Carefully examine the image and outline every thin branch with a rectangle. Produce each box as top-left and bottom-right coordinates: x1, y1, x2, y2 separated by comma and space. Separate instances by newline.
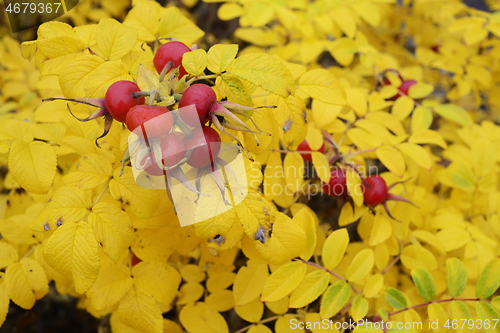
388, 298, 488, 319
382, 241, 404, 275
234, 315, 281, 333
293, 258, 361, 294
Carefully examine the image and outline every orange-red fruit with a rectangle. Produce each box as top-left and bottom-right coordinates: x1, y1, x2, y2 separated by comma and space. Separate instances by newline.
126, 105, 173, 139
361, 176, 388, 206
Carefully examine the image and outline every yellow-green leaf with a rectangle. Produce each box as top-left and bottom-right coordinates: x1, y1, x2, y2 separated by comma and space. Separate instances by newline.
261, 261, 307, 302
476, 258, 500, 299
182, 49, 207, 76
411, 267, 435, 301
320, 280, 351, 319
351, 295, 369, 321
8, 140, 57, 194
446, 258, 467, 298
207, 44, 239, 74
289, 270, 329, 308
43, 222, 99, 294
385, 288, 407, 310
96, 18, 138, 61
322, 228, 349, 271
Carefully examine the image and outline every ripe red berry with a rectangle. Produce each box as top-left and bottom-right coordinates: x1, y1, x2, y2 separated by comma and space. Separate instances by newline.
186, 126, 221, 169
398, 80, 417, 96
105, 81, 145, 123
361, 175, 388, 206
126, 105, 173, 139
178, 84, 217, 126
297, 140, 325, 162
153, 41, 191, 78
142, 133, 185, 176
322, 168, 347, 197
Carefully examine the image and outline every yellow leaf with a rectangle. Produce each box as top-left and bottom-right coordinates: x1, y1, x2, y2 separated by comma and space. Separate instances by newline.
261, 261, 307, 302
298, 69, 347, 105
132, 261, 181, 308
205, 289, 234, 312
436, 228, 470, 252
86, 254, 133, 311
236, 190, 275, 238
428, 303, 447, 332
368, 214, 392, 246
0, 119, 33, 144
363, 274, 384, 298
409, 130, 447, 149
332, 7, 356, 38
0, 243, 18, 269
218, 3, 244, 20
158, 7, 205, 45
59, 55, 105, 98
30, 187, 92, 232
182, 49, 207, 76
62, 154, 113, 189
284, 152, 305, 193
401, 244, 437, 271
234, 261, 269, 306
119, 287, 163, 333
408, 82, 434, 99
411, 106, 433, 133
346, 168, 364, 206
96, 18, 138, 61
351, 295, 369, 321
293, 207, 317, 261
207, 44, 239, 74
346, 88, 368, 117
109, 167, 160, 219
87, 203, 134, 262
235, 297, 264, 323
447, 162, 476, 191
346, 249, 374, 282
8, 140, 57, 194
194, 207, 236, 240
312, 152, 331, 184
289, 270, 329, 308
248, 324, 273, 333
311, 99, 342, 128
5, 258, 48, 309
179, 302, 229, 333
206, 271, 236, 293
322, 228, 349, 271
180, 264, 206, 283
339, 203, 368, 227
391, 96, 414, 121
269, 95, 308, 149
44, 222, 99, 293
177, 282, 204, 305
229, 53, 295, 97
35, 36, 86, 75
85, 60, 132, 98
376, 146, 406, 177
328, 38, 357, 67
254, 213, 306, 265
0, 273, 7, 327
471, 137, 496, 176
396, 143, 432, 170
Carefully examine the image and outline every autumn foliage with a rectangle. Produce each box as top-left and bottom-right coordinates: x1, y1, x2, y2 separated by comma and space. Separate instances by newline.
1, 0, 500, 332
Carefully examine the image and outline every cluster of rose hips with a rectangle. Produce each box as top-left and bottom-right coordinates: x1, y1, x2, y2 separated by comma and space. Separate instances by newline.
44, 41, 270, 198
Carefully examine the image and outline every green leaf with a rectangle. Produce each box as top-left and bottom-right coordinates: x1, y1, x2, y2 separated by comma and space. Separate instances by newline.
411, 268, 435, 301
476, 258, 500, 299
433, 104, 473, 127
229, 53, 295, 97
384, 288, 407, 310
446, 258, 467, 298
378, 308, 388, 321
320, 280, 351, 319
